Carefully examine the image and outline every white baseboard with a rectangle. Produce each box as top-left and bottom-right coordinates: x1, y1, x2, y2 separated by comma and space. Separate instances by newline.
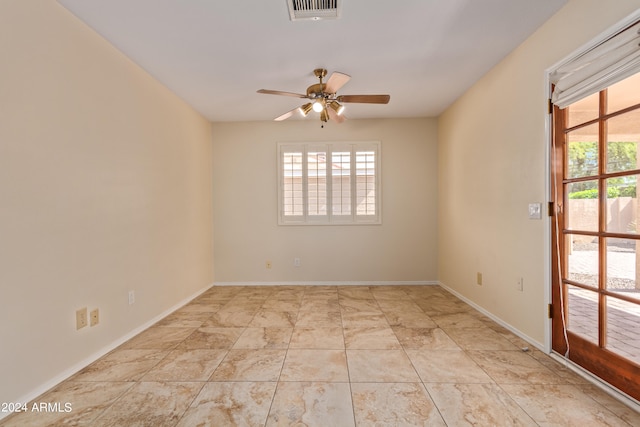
213, 280, 439, 287
437, 281, 545, 351
1, 283, 213, 421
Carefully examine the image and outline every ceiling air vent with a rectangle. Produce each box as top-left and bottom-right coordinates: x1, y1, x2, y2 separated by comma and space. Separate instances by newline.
287, 0, 341, 21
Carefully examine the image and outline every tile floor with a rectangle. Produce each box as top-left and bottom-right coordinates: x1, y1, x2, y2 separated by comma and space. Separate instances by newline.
2, 285, 640, 426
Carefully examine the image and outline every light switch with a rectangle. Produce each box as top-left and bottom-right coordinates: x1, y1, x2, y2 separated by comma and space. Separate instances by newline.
528, 203, 542, 220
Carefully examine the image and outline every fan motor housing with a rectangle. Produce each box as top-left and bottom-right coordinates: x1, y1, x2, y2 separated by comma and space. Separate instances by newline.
306, 83, 327, 98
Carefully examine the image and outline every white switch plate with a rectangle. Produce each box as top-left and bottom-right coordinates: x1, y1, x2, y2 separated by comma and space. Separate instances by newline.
528, 203, 542, 220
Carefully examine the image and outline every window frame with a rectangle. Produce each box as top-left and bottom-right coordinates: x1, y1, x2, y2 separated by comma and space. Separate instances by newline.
277, 141, 382, 225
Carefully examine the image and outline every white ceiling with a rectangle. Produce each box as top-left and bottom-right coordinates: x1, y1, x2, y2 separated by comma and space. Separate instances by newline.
57, 0, 567, 122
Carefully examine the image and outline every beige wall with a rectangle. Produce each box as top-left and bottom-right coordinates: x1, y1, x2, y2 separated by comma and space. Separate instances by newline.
212, 118, 438, 283
0, 1, 213, 404
437, 0, 640, 346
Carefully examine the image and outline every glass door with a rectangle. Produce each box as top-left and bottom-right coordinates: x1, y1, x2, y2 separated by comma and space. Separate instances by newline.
551, 72, 640, 400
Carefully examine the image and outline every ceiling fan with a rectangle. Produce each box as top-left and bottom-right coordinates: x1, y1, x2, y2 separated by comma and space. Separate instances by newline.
257, 68, 390, 126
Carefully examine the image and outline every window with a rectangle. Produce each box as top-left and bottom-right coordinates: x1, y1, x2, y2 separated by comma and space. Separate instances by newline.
278, 141, 381, 225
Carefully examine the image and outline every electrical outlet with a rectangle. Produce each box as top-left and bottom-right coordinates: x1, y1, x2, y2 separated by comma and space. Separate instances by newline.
294, 257, 301, 267
76, 307, 88, 330
90, 308, 99, 326
266, 261, 272, 269
477, 272, 483, 286
128, 290, 135, 305
517, 277, 524, 292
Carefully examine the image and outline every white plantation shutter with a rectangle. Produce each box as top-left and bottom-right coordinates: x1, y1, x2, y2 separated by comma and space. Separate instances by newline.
551, 21, 640, 108
278, 142, 381, 225
281, 151, 303, 218
332, 150, 352, 217
356, 150, 377, 216
307, 150, 327, 216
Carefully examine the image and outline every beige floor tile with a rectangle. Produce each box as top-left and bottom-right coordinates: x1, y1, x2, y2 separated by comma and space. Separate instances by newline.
577, 383, 640, 425
71, 349, 169, 382
302, 291, 338, 299
344, 326, 401, 349
232, 327, 293, 349
120, 326, 196, 350
340, 311, 389, 328
374, 289, 404, 297
416, 297, 471, 316
280, 349, 349, 382
383, 310, 438, 328
501, 383, 631, 426
376, 300, 425, 314
261, 299, 301, 311
177, 302, 224, 313
339, 298, 381, 313
431, 312, 488, 328
0, 381, 133, 427
178, 327, 244, 350
190, 294, 231, 303
426, 383, 537, 426
248, 310, 297, 327
210, 349, 286, 381
338, 287, 374, 299
299, 299, 340, 311
289, 326, 345, 349
92, 381, 203, 427
154, 311, 212, 328
4, 285, 636, 427
346, 349, 420, 382
295, 309, 343, 327
224, 300, 264, 310
204, 308, 258, 326
351, 382, 445, 426
393, 326, 461, 350
528, 349, 590, 385
406, 349, 493, 383
272, 287, 305, 297
444, 326, 521, 350
177, 382, 277, 426
142, 349, 227, 381
266, 382, 354, 426
468, 350, 564, 384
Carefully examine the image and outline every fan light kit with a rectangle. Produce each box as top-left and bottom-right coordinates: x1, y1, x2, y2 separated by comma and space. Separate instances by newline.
257, 68, 390, 127
312, 100, 325, 113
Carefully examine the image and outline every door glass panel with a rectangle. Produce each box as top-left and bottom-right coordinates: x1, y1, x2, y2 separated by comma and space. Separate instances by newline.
606, 238, 637, 295
607, 71, 640, 114
567, 284, 599, 344
566, 233, 598, 287
605, 176, 638, 234
568, 92, 599, 128
606, 295, 640, 365
606, 109, 640, 174
566, 181, 599, 232
567, 123, 599, 179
